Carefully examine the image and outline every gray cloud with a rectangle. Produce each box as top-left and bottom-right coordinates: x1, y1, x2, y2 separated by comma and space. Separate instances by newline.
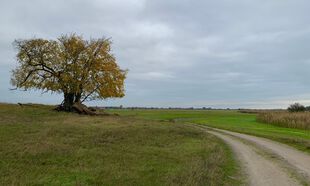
1, 0, 310, 108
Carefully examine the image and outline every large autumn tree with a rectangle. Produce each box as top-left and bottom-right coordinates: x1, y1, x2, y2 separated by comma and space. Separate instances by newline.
11, 34, 126, 113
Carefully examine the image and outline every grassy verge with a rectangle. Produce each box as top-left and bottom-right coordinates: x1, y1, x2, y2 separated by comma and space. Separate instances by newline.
107, 109, 310, 153
0, 104, 241, 185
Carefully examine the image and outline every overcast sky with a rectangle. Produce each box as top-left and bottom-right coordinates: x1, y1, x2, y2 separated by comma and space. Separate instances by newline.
1, 0, 310, 108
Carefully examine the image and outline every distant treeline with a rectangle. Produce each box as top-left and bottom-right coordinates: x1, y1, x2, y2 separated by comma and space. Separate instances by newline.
92, 106, 289, 111
92, 106, 233, 110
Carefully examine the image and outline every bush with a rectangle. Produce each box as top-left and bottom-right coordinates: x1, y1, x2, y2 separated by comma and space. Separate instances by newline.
287, 103, 306, 112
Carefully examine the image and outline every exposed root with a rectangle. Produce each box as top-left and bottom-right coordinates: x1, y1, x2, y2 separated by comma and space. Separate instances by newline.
55, 102, 112, 116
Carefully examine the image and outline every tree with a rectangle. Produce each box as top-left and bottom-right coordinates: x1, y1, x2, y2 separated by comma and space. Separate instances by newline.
287, 103, 306, 112
11, 34, 126, 113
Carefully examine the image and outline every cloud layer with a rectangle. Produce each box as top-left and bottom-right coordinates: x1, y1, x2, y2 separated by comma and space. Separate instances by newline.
1, 0, 310, 108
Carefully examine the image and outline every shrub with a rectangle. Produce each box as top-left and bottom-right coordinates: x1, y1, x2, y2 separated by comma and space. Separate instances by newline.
287, 103, 306, 112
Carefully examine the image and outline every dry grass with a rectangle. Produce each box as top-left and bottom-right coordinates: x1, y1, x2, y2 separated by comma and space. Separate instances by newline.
257, 112, 310, 130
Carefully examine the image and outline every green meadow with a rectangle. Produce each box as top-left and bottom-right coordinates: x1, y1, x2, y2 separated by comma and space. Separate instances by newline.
107, 109, 310, 153
1, 103, 309, 185
0, 104, 241, 185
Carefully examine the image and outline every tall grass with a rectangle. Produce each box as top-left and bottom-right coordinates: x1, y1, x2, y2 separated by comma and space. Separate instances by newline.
257, 112, 310, 130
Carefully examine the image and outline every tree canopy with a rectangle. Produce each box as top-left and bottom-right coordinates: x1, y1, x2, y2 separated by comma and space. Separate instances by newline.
11, 34, 126, 112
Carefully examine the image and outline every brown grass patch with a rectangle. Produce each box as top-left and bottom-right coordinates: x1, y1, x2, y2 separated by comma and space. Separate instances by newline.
257, 112, 310, 130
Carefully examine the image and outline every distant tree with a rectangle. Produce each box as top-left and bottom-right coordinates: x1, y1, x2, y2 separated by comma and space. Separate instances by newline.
287, 103, 306, 112
11, 34, 126, 113
305, 106, 310, 111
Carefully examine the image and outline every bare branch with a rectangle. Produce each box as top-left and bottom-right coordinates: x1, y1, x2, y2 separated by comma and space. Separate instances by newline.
81, 85, 100, 103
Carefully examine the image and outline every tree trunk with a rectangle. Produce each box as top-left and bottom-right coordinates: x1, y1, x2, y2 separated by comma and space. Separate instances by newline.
74, 93, 82, 103
63, 93, 75, 111
58, 92, 98, 115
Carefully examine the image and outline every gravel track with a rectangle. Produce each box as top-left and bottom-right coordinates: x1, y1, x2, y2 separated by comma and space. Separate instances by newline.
196, 125, 310, 186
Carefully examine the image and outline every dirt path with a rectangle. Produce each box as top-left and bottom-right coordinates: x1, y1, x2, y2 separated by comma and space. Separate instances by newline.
211, 127, 310, 182
196, 125, 310, 186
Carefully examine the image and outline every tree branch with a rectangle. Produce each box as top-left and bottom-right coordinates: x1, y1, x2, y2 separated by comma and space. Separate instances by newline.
18, 69, 37, 87
81, 85, 100, 103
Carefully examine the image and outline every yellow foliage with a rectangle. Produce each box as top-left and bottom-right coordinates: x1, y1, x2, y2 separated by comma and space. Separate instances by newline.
11, 34, 127, 102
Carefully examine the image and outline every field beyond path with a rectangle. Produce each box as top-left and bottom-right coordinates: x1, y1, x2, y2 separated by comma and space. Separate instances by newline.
109, 109, 310, 153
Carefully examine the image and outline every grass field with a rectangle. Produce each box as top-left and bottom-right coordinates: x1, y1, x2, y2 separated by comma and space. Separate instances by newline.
0, 104, 241, 185
107, 109, 310, 153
